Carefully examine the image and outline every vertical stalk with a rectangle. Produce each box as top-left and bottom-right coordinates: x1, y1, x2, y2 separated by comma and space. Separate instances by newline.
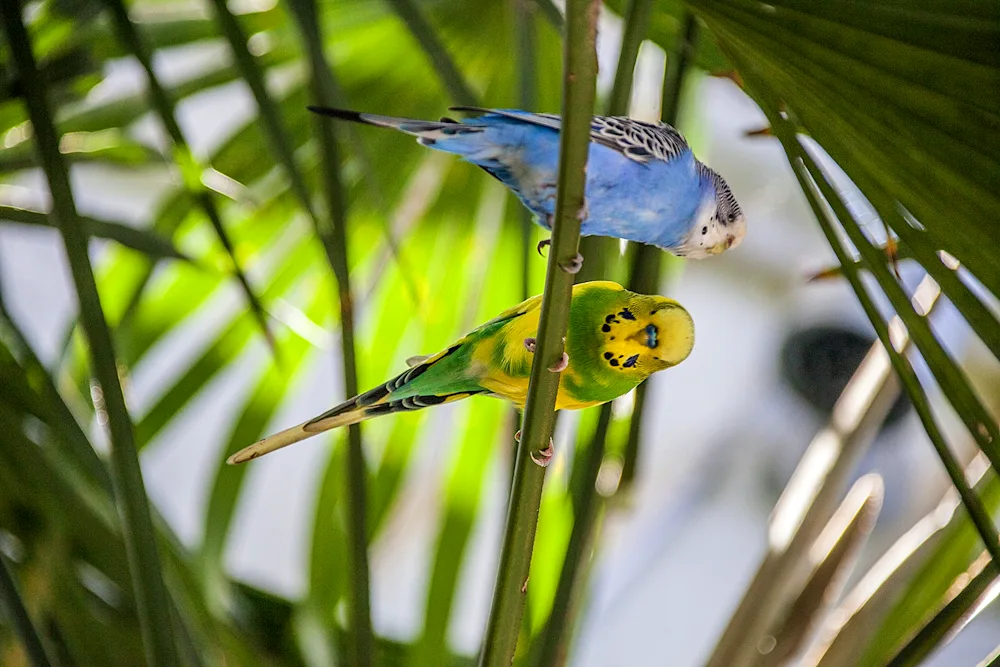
285, 0, 372, 663
385, 0, 479, 107
477, 2, 600, 665
0, 553, 55, 667
0, 2, 179, 665
102, 0, 274, 353
886, 558, 999, 667
515, 0, 538, 301
620, 13, 697, 492
533, 405, 612, 667
534, 9, 686, 666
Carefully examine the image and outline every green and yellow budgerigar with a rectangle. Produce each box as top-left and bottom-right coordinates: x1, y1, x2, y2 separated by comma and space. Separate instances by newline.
227, 281, 694, 465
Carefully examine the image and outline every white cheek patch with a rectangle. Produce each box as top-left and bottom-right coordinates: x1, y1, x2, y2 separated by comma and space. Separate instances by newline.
676, 201, 721, 258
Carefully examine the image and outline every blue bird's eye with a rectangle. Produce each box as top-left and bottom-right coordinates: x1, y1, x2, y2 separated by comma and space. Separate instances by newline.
645, 323, 658, 349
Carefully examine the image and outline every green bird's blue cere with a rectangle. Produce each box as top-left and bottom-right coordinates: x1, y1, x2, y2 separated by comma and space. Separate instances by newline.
645, 323, 659, 349
308, 106, 747, 259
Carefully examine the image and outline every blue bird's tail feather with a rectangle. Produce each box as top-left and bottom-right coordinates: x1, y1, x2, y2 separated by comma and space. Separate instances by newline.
307, 105, 490, 158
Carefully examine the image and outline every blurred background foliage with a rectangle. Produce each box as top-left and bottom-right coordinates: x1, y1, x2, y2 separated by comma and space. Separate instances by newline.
1, 0, 999, 666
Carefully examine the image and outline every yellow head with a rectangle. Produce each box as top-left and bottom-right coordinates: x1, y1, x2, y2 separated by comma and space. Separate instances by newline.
597, 294, 695, 378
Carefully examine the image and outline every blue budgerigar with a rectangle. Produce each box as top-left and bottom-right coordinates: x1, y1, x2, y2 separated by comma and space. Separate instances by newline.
308, 106, 746, 260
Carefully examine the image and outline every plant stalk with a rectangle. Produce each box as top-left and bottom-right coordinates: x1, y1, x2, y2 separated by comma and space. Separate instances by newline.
887, 556, 999, 667
533, 5, 667, 665
286, 0, 373, 663
203, 0, 317, 220
385, 0, 479, 107
515, 0, 538, 301
0, 2, 180, 665
620, 12, 696, 491
102, 0, 275, 354
477, 2, 600, 665
0, 553, 55, 667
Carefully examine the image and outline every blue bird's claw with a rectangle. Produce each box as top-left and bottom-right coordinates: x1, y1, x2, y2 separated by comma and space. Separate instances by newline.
531, 438, 555, 467
559, 252, 584, 274
536, 238, 551, 256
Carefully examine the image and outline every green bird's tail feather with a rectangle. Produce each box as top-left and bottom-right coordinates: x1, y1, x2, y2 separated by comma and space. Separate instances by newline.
227, 348, 484, 464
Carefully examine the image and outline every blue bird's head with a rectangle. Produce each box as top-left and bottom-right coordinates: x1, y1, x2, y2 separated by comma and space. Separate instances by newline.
682, 163, 747, 259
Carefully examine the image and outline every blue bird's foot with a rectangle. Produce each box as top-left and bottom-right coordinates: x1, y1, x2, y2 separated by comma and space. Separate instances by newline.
559, 252, 584, 274
531, 438, 555, 467
547, 351, 569, 372
537, 238, 551, 256
523, 337, 536, 353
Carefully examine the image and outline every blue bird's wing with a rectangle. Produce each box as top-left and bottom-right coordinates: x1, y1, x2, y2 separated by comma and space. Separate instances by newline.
450, 107, 690, 164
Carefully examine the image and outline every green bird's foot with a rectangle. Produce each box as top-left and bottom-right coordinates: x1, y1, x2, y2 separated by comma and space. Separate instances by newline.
531, 438, 555, 467
514, 430, 521, 442
524, 337, 536, 352
559, 253, 584, 274
547, 352, 569, 372
537, 238, 551, 256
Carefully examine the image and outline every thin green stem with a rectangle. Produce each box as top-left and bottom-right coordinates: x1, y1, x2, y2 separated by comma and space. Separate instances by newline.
0, 2, 180, 665
886, 557, 999, 667
534, 405, 611, 667
286, 0, 372, 663
606, 0, 653, 117
203, 0, 317, 220
621, 13, 697, 492
515, 0, 537, 301
0, 205, 192, 263
533, 5, 664, 664
0, 305, 110, 491
477, 2, 600, 665
0, 553, 55, 667
385, 0, 479, 107
101, 0, 275, 353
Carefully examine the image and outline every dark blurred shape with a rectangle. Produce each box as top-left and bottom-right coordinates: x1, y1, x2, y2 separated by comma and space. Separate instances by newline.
781, 326, 910, 426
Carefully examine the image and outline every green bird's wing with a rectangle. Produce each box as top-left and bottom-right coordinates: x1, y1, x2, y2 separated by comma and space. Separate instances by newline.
228, 292, 545, 463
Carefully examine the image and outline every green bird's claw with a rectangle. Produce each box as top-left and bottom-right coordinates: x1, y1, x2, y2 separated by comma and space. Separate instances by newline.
514, 430, 521, 442
524, 337, 536, 352
547, 352, 569, 372
530, 438, 555, 467
559, 252, 584, 274
537, 238, 551, 256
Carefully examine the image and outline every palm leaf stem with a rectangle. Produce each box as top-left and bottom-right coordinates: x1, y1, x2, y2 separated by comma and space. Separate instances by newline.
286, 0, 372, 662
0, 552, 55, 667
477, 2, 599, 665
102, 0, 275, 354
0, 2, 179, 664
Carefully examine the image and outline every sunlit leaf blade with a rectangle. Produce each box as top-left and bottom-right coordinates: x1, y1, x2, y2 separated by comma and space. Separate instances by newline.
199, 280, 331, 598
133, 239, 318, 449
414, 402, 502, 666
886, 554, 1000, 667
808, 458, 1000, 667
758, 474, 883, 667
290, 1, 373, 661
102, 0, 276, 355
204, 0, 317, 222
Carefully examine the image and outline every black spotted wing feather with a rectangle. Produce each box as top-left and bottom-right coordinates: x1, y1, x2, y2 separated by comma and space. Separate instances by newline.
450, 106, 689, 164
